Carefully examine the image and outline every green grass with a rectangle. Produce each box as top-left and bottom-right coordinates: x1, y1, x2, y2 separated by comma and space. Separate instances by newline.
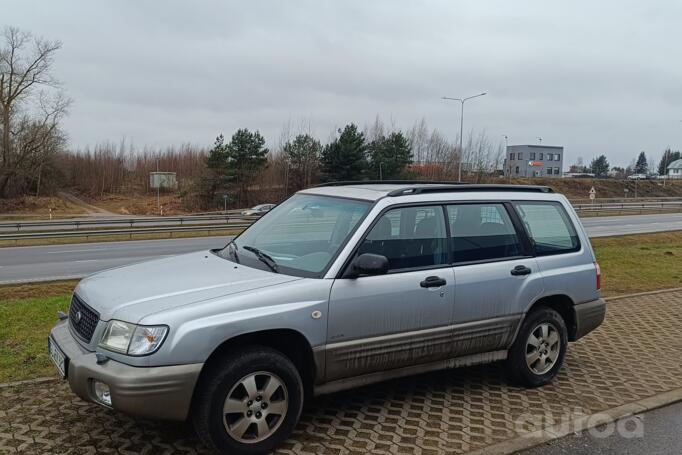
591, 231, 682, 297
1, 231, 681, 383
0, 295, 70, 383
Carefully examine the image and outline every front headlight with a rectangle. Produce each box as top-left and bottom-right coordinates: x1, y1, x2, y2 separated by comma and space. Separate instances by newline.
99, 320, 168, 356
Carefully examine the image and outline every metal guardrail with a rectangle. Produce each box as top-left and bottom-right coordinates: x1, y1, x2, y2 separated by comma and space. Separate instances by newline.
573, 202, 682, 211
0, 224, 251, 241
0, 213, 259, 232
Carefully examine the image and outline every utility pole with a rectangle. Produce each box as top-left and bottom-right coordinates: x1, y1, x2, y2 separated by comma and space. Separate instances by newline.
442, 92, 487, 182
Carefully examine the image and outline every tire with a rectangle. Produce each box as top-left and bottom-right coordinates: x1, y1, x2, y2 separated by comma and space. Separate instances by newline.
192, 346, 304, 455
505, 307, 568, 387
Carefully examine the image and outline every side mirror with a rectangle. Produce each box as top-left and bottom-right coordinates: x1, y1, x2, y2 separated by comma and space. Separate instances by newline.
350, 253, 389, 277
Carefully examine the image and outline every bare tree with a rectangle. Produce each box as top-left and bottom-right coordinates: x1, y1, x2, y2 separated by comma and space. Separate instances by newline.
0, 26, 67, 197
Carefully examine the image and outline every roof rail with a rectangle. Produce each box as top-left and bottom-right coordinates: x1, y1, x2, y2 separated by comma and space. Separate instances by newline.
314, 180, 463, 187
314, 180, 553, 196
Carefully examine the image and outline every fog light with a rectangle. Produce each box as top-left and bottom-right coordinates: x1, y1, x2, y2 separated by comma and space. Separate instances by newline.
93, 380, 112, 406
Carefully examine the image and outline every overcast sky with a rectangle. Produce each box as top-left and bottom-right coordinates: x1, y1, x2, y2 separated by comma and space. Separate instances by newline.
4, 0, 682, 168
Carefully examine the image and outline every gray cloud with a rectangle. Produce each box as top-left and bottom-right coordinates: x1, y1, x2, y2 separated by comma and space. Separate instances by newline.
4, 0, 682, 167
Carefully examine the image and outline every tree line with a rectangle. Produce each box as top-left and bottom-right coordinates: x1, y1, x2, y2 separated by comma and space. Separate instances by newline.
569, 149, 681, 179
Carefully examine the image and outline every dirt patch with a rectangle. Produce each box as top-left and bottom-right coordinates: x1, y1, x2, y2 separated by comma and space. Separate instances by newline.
0, 196, 86, 217
0, 280, 78, 301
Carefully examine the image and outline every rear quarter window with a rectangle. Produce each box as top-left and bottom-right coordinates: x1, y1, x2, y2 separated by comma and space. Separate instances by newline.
513, 202, 580, 255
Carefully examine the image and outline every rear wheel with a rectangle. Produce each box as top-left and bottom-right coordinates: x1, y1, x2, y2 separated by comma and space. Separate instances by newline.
193, 347, 304, 454
505, 307, 568, 387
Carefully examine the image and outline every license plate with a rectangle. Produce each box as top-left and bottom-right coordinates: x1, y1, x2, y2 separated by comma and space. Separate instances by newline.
48, 337, 68, 379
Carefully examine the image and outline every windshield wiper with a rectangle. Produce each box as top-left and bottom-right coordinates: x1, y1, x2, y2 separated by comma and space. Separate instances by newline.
243, 245, 279, 273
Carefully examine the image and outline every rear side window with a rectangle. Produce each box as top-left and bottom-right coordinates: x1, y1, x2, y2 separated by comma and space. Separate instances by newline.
358, 205, 448, 271
514, 202, 580, 255
447, 204, 523, 263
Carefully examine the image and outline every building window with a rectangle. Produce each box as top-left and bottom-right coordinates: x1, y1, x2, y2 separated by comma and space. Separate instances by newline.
518, 152, 523, 160
515, 166, 519, 174
555, 154, 561, 161
530, 152, 536, 160
554, 167, 560, 175
539, 153, 544, 160
547, 168, 552, 175
509, 153, 515, 161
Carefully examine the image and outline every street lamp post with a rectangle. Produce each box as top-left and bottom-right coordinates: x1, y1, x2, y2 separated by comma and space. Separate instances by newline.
442, 92, 487, 182
502, 135, 510, 182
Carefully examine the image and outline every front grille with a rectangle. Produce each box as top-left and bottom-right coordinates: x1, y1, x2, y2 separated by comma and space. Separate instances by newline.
69, 294, 100, 343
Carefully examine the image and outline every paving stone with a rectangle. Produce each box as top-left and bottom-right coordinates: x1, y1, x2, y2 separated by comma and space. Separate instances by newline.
2, 291, 681, 454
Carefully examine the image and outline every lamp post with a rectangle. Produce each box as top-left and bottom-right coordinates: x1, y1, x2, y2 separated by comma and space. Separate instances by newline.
502, 135, 510, 182
442, 92, 487, 182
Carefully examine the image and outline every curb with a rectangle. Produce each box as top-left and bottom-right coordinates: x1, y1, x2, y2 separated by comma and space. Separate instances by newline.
467, 387, 682, 455
604, 287, 682, 302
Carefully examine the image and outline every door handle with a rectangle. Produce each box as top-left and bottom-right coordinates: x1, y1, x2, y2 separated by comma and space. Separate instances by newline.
511, 265, 532, 276
420, 276, 447, 288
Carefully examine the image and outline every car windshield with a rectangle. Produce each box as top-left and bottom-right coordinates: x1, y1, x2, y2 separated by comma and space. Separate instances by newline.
218, 194, 370, 277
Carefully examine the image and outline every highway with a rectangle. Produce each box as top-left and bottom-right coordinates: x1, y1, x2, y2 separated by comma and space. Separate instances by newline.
1, 213, 681, 285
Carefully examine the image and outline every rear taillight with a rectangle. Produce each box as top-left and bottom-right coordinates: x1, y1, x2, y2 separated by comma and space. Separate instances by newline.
594, 261, 601, 290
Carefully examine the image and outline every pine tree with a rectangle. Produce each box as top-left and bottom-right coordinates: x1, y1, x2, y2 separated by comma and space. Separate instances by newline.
590, 155, 610, 178
634, 151, 648, 174
206, 130, 268, 207
368, 131, 413, 180
284, 134, 321, 190
320, 124, 368, 181
658, 148, 682, 175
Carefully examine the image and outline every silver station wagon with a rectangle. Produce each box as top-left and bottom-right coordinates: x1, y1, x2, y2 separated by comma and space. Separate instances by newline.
49, 182, 605, 454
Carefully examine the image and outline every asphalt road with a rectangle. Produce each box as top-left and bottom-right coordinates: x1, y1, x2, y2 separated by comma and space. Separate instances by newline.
519, 401, 682, 455
1, 213, 681, 285
0, 236, 230, 284
581, 212, 682, 237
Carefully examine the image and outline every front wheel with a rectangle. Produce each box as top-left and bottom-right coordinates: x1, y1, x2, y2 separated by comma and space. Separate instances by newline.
192, 347, 304, 455
505, 307, 568, 387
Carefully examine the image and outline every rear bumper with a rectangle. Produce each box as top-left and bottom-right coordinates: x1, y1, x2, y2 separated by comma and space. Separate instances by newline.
573, 298, 606, 340
50, 321, 202, 421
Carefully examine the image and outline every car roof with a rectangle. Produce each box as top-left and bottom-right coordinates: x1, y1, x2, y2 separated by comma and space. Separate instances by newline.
299, 181, 554, 202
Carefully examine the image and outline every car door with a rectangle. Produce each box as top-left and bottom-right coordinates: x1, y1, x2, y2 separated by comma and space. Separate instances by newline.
446, 203, 544, 357
325, 205, 455, 382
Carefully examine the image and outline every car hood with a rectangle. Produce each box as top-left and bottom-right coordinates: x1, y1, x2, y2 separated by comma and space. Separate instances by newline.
74, 250, 301, 322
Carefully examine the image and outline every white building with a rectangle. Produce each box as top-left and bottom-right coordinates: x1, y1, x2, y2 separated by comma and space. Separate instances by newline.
667, 159, 682, 179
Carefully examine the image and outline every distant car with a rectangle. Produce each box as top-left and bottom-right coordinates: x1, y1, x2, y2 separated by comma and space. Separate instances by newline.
627, 174, 647, 180
241, 204, 275, 217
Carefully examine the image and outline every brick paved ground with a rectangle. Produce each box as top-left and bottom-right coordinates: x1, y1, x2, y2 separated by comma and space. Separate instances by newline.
2, 290, 682, 454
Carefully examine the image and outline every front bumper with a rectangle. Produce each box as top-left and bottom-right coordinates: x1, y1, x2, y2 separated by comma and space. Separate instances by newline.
573, 298, 606, 340
50, 320, 202, 421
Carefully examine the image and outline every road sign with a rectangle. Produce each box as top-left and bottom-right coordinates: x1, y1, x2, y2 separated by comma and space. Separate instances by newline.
589, 193, 596, 200
589, 187, 596, 195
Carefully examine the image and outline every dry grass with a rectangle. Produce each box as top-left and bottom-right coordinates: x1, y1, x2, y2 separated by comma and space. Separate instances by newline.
0, 196, 87, 218
0, 280, 78, 302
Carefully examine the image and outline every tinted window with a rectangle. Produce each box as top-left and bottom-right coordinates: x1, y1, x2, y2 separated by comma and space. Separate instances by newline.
447, 204, 523, 263
514, 202, 579, 255
358, 206, 448, 271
